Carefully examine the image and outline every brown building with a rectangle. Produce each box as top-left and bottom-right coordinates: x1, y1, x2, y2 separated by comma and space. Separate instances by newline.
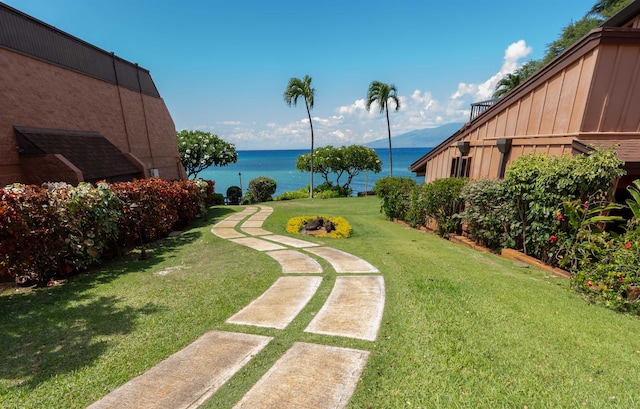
0, 3, 186, 187
410, 0, 640, 193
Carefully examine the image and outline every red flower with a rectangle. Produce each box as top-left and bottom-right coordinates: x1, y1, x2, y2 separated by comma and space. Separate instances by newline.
549, 235, 557, 243
620, 276, 626, 282
626, 242, 632, 250
583, 201, 589, 210
587, 280, 593, 287
555, 214, 563, 221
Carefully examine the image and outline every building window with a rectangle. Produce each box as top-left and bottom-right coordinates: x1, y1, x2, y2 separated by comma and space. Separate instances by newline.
450, 156, 472, 178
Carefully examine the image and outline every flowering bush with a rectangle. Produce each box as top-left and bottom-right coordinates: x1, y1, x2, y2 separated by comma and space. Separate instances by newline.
177, 130, 237, 179
286, 215, 352, 238
504, 147, 624, 263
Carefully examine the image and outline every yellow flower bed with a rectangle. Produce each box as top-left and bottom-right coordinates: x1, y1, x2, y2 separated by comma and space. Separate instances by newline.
286, 215, 352, 238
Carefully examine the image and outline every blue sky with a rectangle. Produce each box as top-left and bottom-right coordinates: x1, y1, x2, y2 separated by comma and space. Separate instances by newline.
6, 0, 594, 149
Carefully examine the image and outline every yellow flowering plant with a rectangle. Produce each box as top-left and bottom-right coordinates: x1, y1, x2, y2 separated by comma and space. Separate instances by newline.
286, 215, 352, 238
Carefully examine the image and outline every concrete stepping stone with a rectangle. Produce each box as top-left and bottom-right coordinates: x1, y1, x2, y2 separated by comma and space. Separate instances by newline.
233, 342, 369, 409
246, 206, 273, 221
229, 237, 286, 252
240, 227, 272, 236
211, 227, 245, 239
226, 276, 322, 329
265, 250, 323, 274
304, 247, 379, 273
225, 207, 258, 221
87, 331, 272, 409
261, 234, 318, 248
241, 220, 266, 228
213, 220, 241, 229
305, 276, 385, 341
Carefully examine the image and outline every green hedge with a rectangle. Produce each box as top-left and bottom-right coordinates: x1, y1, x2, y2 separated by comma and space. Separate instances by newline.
0, 179, 213, 285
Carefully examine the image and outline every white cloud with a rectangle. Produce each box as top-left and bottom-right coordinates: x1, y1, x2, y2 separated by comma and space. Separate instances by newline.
451, 39, 532, 101
202, 40, 533, 150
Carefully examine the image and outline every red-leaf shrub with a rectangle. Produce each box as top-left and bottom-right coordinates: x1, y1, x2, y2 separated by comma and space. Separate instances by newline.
1, 179, 208, 285
0, 183, 123, 284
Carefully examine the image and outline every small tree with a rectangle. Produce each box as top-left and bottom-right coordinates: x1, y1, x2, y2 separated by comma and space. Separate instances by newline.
246, 177, 277, 203
296, 145, 382, 195
177, 130, 237, 179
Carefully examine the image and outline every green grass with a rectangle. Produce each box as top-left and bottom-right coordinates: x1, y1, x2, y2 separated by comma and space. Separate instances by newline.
2, 196, 640, 408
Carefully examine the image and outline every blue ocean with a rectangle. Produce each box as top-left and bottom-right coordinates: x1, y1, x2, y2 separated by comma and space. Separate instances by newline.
198, 148, 430, 197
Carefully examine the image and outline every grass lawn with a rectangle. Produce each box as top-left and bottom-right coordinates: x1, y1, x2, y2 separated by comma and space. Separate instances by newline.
2, 196, 640, 408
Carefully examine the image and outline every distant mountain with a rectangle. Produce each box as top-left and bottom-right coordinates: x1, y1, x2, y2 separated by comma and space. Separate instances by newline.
366, 122, 464, 149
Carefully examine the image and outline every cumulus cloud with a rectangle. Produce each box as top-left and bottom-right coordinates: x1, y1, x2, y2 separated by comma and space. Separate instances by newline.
451, 39, 532, 101
200, 40, 533, 149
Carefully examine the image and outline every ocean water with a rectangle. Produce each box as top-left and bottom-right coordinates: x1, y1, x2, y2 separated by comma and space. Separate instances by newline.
198, 147, 430, 197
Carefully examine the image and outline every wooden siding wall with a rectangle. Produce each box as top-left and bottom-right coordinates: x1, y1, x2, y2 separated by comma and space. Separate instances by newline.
424, 48, 599, 183
583, 43, 640, 133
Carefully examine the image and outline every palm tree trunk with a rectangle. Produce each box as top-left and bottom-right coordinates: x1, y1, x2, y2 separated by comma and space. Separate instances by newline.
386, 108, 393, 177
306, 103, 314, 198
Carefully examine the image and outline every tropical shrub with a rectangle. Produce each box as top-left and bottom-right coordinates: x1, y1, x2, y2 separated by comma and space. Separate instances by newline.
417, 177, 468, 237
458, 179, 515, 251
569, 180, 640, 313
0, 179, 207, 285
286, 215, 352, 238
246, 177, 277, 203
504, 147, 624, 263
0, 183, 122, 284
314, 181, 350, 198
374, 176, 417, 220
275, 188, 309, 201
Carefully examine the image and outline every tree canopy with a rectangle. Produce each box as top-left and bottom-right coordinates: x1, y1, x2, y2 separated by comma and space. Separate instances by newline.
296, 145, 382, 195
176, 130, 237, 179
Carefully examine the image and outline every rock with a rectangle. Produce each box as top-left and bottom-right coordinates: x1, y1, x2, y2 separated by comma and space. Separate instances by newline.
325, 220, 335, 233
304, 217, 324, 230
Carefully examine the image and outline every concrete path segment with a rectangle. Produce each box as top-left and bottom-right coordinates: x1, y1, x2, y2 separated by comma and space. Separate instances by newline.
229, 237, 286, 252
265, 250, 323, 274
226, 276, 323, 329
87, 331, 272, 409
261, 234, 319, 248
240, 227, 271, 236
304, 247, 379, 273
233, 342, 370, 409
210, 227, 245, 239
305, 276, 385, 341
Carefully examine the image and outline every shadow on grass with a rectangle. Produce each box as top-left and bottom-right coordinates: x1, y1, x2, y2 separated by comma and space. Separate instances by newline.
0, 205, 238, 391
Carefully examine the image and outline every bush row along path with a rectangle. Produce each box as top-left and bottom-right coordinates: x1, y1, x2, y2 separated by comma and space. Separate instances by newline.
88, 205, 385, 409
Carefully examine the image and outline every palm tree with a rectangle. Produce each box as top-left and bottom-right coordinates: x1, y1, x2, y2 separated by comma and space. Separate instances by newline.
492, 73, 522, 99
366, 81, 400, 176
284, 75, 316, 198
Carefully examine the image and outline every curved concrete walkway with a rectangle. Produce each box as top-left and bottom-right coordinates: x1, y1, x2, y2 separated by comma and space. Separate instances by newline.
89, 205, 385, 409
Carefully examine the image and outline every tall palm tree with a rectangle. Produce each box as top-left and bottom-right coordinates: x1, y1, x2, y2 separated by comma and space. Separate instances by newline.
366, 81, 400, 176
284, 75, 316, 198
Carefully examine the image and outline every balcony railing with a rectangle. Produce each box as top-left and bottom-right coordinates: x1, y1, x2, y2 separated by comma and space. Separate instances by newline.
470, 99, 497, 121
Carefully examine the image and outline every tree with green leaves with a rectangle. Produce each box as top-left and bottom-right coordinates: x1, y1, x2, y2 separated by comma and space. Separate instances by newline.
296, 145, 382, 195
176, 130, 237, 179
284, 75, 316, 198
366, 81, 400, 177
